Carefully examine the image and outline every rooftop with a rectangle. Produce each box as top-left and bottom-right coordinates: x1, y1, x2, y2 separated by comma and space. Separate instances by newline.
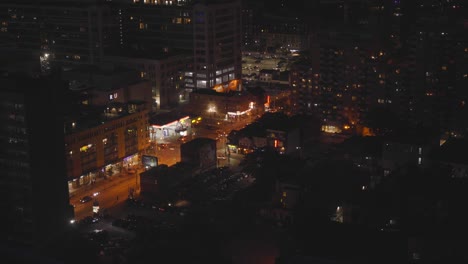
433, 137, 468, 165
150, 112, 189, 126
191, 89, 251, 97
106, 48, 191, 61
339, 136, 384, 157
64, 102, 147, 135
140, 162, 195, 189
233, 113, 301, 139
181, 137, 216, 149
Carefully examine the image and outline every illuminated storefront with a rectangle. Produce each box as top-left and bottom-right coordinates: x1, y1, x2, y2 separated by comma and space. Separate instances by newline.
150, 115, 191, 140
65, 106, 150, 191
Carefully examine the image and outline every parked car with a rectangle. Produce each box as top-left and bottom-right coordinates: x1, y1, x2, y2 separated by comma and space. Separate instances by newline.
80, 196, 92, 203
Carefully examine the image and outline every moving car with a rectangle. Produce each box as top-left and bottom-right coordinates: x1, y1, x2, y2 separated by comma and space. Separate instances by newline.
80, 195, 92, 203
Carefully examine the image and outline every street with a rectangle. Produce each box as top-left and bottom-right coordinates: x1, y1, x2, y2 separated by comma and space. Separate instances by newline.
71, 173, 139, 220
71, 117, 252, 221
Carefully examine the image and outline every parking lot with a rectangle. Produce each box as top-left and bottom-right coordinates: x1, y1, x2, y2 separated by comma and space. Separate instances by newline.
242, 52, 294, 79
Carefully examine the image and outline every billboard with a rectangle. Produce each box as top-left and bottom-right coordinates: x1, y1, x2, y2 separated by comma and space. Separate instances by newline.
199, 142, 216, 169
142, 155, 158, 168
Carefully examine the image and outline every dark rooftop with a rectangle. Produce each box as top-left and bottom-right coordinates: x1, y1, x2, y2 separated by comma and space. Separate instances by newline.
433, 138, 468, 165
150, 111, 190, 126
259, 69, 278, 75
181, 137, 215, 148
107, 48, 191, 61
191, 89, 250, 97
339, 136, 384, 157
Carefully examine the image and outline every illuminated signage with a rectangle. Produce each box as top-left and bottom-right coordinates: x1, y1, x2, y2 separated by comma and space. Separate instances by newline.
142, 155, 158, 168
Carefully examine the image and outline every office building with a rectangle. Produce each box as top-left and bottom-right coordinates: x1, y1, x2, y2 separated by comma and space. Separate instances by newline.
187, 0, 242, 91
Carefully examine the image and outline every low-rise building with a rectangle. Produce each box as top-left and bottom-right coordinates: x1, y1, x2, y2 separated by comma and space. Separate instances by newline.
382, 132, 439, 177
180, 138, 217, 172
149, 112, 191, 141
139, 163, 194, 202
227, 113, 303, 155
185, 89, 263, 122
62, 67, 152, 189
64, 103, 150, 189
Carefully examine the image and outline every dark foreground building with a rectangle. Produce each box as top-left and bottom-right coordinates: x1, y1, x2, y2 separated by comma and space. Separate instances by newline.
0, 73, 73, 249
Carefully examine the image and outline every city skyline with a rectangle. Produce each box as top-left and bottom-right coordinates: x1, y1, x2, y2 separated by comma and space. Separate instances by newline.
1, 0, 467, 263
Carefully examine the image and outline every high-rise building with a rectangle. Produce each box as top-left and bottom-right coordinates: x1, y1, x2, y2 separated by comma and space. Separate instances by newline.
187, 0, 242, 91
0, 1, 114, 67
110, 0, 242, 107
291, 28, 375, 134
113, 1, 193, 54
0, 73, 73, 248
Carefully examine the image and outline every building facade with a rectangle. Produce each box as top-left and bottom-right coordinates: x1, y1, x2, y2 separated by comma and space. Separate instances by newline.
180, 137, 217, 170
186, 89, 262, 121
105, 53, 191, 110
0, 73, 73, 248
64, 105, 150, 189
0, 1, 114, 67
187, 0, 242, 91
